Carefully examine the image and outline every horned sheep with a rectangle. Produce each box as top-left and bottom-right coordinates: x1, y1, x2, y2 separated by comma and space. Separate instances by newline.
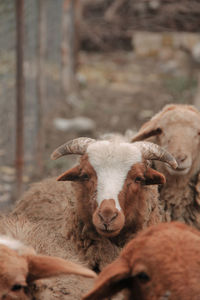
131, 104, 200, 228
13, 137, 177, 273
0, 215, 96, 300
83, 222, 200, 300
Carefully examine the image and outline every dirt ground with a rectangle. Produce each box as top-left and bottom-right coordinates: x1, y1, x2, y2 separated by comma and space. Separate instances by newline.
0, 49, 197, 210
44, 50, 196, 176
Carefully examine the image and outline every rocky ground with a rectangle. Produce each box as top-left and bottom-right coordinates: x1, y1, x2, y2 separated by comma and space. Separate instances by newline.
0, 47, 198, 212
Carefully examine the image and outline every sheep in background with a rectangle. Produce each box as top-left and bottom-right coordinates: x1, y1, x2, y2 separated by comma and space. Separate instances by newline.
0, 215, 96, 300
13, 137, 177, 272
83, 222, 200, 300
131, 104, 200, 228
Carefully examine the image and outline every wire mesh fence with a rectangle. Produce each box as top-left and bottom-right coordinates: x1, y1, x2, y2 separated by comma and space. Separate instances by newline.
0, 0, 200, 207
0, 0, 65, 205
0, 1, 16, 166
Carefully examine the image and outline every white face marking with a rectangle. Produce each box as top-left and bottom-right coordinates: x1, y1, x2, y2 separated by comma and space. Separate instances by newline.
87, 141, 142, 210
0, 236, 24, 251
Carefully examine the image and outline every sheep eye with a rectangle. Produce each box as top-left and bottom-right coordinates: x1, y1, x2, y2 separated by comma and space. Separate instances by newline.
80, 174, 90, 181
11, 284, 23, 291
135, 177, 143, 183
136, 272, 150, 283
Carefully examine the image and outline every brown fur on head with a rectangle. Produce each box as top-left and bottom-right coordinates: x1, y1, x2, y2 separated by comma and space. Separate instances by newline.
57, 154, 165, 238
132, 104, 200, 177
83, 222, 200, 300
0, 238, 96, 300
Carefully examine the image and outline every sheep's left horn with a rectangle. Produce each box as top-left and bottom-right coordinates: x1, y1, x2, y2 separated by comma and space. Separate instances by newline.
134, 141, 178, 169
51, 137, 96, 160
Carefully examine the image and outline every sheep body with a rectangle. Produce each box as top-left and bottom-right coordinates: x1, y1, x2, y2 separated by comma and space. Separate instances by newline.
83, 222, 200, 300
13, 138, 176, 271
0, 215, 96, 300
131, 104, 200, 228
14, 177, 161, 270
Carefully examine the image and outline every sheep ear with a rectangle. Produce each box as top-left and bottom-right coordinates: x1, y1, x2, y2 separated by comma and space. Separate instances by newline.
26, 254, 96, 282
131, 104, 180, 142
131, 124, 162, 142
144, 168, 166, 185
83, 258, 130, 300
56, 166, 81, 181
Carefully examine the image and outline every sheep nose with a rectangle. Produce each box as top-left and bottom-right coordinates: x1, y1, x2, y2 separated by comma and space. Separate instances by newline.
98, 211, 118, 225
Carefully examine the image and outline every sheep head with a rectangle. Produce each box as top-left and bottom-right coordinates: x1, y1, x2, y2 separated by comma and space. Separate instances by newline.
83, 222, 200, 300
51, 138, 177, 238
0, 236, 96, 300
131, 104, 200, 177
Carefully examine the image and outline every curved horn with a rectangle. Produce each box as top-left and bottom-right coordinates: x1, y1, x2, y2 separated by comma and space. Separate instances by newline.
51, 137, 96, 160
134, 141, 178, 169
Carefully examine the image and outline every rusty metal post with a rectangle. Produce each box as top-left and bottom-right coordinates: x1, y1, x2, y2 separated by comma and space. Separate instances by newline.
61, 0, 79, 98
15, 0, 25, 199
36, 0, 47, 176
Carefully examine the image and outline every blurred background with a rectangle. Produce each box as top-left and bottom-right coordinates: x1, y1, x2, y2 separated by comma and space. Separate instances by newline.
1, 0, 200, 209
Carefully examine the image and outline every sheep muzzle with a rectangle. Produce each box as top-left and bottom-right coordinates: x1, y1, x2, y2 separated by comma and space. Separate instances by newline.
92, 199, 125, 237
164, 151, 192, 175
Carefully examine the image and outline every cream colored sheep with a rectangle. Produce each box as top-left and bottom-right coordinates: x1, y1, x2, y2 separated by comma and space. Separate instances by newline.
131, 104, 200, 228
0, 215, 96, 300
13, 137, 177, 274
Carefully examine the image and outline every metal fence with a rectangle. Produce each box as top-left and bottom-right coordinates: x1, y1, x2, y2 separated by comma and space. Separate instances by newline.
0, 0, 65, 204
0, 0, 200, 205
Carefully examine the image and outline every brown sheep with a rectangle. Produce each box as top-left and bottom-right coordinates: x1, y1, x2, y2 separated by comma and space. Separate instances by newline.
13, 138, 177, 272
83, 222, 200, 300
0, 232, 96, 300
131, 104, 200, 228
0, 215, 96, 300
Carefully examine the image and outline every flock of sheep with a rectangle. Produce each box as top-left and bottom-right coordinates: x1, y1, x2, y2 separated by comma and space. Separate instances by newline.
1, 103, 200, 299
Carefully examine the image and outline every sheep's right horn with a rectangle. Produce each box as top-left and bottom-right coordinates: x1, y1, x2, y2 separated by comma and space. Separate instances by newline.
51, 137, 96, 160
134, 141, 178, 169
